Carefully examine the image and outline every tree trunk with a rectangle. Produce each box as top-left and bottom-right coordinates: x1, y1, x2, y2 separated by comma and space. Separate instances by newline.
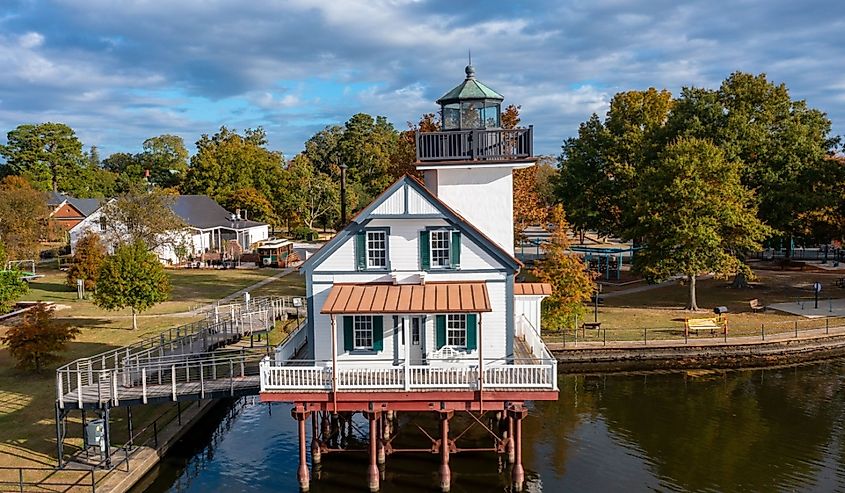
686, 274, 699, 311
132, 308, 137, 330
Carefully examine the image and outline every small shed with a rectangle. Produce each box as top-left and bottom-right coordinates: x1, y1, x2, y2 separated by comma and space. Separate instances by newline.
256, 239, 295, 267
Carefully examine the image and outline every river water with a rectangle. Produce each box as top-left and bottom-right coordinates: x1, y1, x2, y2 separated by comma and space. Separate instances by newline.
135, 360, 845, 492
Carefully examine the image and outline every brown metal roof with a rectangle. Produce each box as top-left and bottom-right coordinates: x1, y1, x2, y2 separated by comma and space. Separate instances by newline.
321, 282, 491, 314
514, 283, 552, 296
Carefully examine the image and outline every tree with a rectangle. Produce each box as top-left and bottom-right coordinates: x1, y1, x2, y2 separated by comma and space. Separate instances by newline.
285, 155, 340, 229
532, 205, 595, 330
0, 176, 51, 260
1, 303, 79, 371
664, 73, 840, 253
0, 269, 28, 314
514, 165, 549, 238
0, 122, 84, 192
183, 126, 285, 207
66, 231, 106, 292
103, 151, 147, 192
221, 187, 279, 227
95, 241, 170, 330
99, 187, 186, 252
628, 137, 771, 310
142, 134, 189, 188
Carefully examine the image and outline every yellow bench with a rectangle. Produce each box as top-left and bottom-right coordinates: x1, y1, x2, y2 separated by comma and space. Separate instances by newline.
685, 317, 728, 337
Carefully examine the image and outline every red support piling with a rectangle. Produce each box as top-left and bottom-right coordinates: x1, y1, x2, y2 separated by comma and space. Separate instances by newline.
367, 412, 380, 492
292, 409, 310, 492
506, 414, 515, 463
509, 406, 528, 492
439, 410, 454, 492
310, 411, 321, 464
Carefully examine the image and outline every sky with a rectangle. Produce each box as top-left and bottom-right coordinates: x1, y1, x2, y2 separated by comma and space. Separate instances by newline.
1, 0, 844, 159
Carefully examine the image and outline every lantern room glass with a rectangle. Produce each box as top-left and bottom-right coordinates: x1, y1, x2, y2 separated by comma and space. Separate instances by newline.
441, 101, 501, 130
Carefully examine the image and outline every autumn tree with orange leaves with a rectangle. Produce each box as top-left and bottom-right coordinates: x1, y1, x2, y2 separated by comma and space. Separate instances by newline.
532, 205, 595, 330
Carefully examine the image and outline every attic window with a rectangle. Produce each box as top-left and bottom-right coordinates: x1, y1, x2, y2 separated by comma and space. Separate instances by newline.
430, 230, 451, 268
99, 216, 106, 232
366, 230, 387, 269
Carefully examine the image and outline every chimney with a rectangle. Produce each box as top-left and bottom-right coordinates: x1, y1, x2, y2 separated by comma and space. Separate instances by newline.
235, 208, 241, 220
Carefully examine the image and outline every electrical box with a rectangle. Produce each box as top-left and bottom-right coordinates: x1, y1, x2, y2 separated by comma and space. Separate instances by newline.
85, 419, 105, 447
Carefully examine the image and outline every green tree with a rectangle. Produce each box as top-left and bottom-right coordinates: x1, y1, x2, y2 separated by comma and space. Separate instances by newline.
628, 137, 771, 310
142, 134, 189, 188
0, 175, 50, 260
0, 269, 28, 314
66, 230, 106, 292
99, 187, 186, 252
95, 241, 170, 330
336, 113, 409, 200
664, 73, 840, 253
532, 205, 595, 330
0, 303, 79, 371
183, 126, 284, 205
285, 155, 340, 229
103, 152, 147, 192
0, 122, 84, 192
221, 187, 279, 227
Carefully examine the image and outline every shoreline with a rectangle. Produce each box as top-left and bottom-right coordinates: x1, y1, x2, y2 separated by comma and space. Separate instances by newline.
551, 325, 845, 372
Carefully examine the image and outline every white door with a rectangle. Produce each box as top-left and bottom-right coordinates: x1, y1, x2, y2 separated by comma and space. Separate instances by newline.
408, 316, 424, 365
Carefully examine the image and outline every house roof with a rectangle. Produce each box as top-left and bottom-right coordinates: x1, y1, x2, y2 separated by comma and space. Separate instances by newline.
48, 192, 102, 216
321, 282, 492, 315
170, 195, 267, 230
300, 174, 521, 273
514, 283, 552, 296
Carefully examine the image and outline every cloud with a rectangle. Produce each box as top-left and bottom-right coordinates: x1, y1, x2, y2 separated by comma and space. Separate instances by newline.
0, 0, 842, 158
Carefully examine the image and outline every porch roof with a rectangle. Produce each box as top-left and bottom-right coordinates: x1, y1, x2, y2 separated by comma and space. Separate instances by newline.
514, 283, 552, 295
321, 282, 491, 315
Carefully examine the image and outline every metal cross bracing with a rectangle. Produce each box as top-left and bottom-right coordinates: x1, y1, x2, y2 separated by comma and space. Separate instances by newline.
56, 296, 302, 410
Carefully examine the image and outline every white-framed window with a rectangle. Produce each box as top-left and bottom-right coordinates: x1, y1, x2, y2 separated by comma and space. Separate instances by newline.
98, 215, 107, 232
367, 230, 387, 269
353, 315, 374, 350
447, 314, 466, 347
430, 230, 451, 268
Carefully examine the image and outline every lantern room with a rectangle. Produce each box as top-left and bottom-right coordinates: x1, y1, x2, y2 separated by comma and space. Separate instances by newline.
437, 65, 504, 130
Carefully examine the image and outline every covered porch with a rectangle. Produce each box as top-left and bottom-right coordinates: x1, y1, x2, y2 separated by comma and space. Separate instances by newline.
261, 282, 557, 395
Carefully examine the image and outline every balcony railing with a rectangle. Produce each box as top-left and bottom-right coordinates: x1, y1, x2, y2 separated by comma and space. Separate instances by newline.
415, 126, 534, 162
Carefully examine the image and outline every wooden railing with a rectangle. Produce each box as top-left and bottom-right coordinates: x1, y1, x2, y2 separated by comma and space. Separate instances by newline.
415, 127, 533, 162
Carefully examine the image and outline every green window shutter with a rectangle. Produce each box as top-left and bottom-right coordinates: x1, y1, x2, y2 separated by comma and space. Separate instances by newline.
465, 313, 477, 350
450, 231, 461, 269
435, 315, 446, 349
355, 232, 366, 271
343, 316, 354, 352
419, 230, 430, 271
372, 316, 384, 352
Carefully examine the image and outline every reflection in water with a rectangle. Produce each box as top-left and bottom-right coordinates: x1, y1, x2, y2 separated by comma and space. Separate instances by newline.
140, 361, 845, 492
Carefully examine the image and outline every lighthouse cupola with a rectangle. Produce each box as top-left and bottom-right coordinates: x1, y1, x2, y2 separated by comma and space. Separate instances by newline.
437, 64, 504, 130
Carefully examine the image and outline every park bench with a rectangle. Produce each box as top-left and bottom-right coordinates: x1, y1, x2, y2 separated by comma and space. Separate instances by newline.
685, 317, 728, 337
836, 278, 845, 289
749, 299, 765, 312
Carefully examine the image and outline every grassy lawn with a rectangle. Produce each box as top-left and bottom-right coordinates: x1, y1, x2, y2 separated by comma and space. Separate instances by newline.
546, 269, 845, 342
0, 266, 305, 470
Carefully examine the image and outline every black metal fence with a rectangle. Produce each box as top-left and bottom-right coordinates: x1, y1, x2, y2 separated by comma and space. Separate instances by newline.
415, 127, 533, 162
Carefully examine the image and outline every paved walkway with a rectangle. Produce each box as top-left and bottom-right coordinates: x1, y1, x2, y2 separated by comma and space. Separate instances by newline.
602, 275, 713, 299
549, 322, 845, 351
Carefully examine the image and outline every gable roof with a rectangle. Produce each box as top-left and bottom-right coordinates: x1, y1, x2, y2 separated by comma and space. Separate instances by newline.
171, 195, 267, 230
301, 174, 521, 273
48, 192, 103, 217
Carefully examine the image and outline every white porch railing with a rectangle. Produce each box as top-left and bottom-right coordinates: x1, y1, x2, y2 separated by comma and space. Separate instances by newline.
260, 356, 558, 393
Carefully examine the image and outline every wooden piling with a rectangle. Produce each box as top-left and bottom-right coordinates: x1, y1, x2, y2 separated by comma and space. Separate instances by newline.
367, 412, 380, 492
292, 409, 310, 492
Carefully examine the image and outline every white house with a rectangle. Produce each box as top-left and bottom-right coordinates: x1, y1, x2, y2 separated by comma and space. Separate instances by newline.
70, 194, 269, 264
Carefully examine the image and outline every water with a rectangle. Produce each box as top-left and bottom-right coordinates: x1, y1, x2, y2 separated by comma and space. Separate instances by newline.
137, 361, 845, 492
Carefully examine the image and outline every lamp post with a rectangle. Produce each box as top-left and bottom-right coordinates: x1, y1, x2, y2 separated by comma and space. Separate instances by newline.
339, 164, 348, 227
